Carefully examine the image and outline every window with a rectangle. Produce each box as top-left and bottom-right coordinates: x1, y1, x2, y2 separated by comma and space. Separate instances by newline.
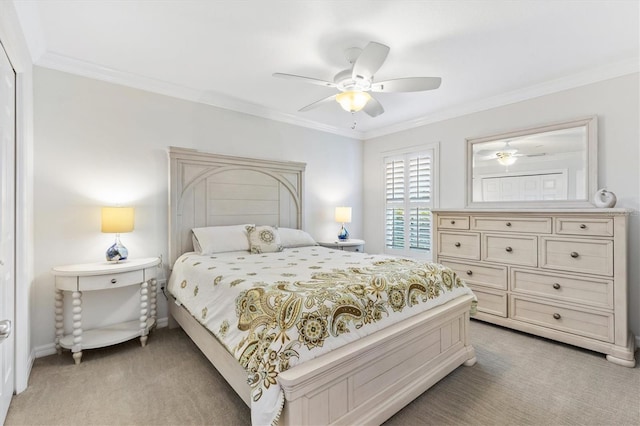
384, 148, 436, 258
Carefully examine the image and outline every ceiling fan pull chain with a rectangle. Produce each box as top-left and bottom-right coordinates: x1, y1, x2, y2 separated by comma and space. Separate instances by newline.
351, 112, 357, 130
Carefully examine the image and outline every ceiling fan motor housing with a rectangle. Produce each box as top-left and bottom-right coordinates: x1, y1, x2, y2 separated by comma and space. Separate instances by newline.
334, 69, 371, 92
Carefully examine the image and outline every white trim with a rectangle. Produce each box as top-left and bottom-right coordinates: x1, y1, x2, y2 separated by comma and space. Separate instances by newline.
36, 52, 361, 139
31, 50, 638, 142
363, 58, 638, 140
34, 344, 56, 359
0, 0, 34, 395
34, 316, 169, 359
382, 143, 440, 259
156, 316, 169, 329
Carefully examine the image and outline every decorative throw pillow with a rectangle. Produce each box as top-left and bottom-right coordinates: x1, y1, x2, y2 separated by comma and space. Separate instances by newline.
191, 224, 253, 254
278, 227, 317, 248
246, 225, 283, 254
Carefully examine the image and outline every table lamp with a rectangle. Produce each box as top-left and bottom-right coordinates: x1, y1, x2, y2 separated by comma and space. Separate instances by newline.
101, 206, 134, 262
335, 206, 352, 240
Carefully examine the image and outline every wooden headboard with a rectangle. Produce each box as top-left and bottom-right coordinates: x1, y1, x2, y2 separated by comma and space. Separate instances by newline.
168, 147, 306, 266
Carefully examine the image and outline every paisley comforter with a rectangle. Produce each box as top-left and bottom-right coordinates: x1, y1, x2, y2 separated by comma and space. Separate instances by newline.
168, 246, 475, 425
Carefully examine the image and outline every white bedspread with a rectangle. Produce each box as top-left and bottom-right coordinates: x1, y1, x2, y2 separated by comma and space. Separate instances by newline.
168, 246, 475, 425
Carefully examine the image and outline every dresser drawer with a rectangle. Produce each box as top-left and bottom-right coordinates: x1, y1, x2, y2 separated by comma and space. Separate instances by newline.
555, 217, 614, 237
79, 270, 145, 291
510, 296, 614, 342
472, 216, 552, 234
540, 237, 613, 276
437, 232, 480, 260
470, 286, 507, 317
437, 216, 470, 230
483, 234, 537, 267
511, 269, 613, 309
441, 259, 507, 290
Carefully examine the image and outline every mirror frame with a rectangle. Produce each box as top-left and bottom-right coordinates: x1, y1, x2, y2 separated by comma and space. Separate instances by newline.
466, 116, 598, 208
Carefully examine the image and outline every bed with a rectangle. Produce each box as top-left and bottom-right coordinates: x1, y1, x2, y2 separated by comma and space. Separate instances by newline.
167, 147, 477, 425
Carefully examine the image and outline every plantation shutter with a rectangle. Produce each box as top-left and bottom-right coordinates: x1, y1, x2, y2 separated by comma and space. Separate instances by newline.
385, 160, 405, 250
384, 151, 434, 257
408, 155, 431, 251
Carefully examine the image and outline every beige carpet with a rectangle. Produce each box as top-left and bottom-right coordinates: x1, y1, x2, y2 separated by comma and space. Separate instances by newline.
6, 321, 639, 426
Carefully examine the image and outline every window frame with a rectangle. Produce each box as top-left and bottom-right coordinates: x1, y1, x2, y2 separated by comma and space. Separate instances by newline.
382, 143, 439, 260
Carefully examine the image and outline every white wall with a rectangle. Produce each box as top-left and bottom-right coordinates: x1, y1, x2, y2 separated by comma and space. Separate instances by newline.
363, 73, 640, 337
32, 67, 363, 352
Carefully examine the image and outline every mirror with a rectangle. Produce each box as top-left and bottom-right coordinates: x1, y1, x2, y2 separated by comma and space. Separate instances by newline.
466, 116, 597, 208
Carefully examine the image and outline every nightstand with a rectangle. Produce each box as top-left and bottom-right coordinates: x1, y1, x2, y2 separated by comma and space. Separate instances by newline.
318, 239, 365, 252
51, 257, 161, 364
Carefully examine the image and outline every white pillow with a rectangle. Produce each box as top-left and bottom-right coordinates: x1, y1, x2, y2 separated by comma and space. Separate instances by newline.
279, 227, 317, 248
191, 224, 253, 254
246, 225, 283, 254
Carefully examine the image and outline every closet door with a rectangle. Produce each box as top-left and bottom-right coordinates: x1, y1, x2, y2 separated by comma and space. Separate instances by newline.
0, 40, 16, 424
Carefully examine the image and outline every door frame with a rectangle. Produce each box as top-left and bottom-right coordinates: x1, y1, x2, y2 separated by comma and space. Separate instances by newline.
0, 2, 35, 395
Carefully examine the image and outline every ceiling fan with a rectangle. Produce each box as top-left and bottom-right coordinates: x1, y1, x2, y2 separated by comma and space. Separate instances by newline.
476, 141, 546, 166
273, 41, 442, 117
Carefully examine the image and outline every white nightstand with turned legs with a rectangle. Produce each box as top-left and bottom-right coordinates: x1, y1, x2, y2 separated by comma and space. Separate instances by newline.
51, 257, 161, 364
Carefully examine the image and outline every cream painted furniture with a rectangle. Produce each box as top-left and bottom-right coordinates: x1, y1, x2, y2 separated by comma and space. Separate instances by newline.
433, 209, 635, 367
167, 148, 476, 425
52, 257, 160, 364
318, 238, 365, 252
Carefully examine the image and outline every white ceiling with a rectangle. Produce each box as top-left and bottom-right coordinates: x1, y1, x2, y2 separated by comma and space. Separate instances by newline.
13, 0, 640, 139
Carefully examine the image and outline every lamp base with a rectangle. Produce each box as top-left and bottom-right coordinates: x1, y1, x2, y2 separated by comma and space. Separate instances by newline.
106, 235, 128, 262
338, 225, 349, 241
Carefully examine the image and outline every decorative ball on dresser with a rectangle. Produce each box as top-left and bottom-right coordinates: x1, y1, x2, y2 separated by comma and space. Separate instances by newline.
593, 189, 617, 208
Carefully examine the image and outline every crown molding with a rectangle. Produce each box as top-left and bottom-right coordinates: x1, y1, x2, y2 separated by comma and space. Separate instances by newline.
362, 57, 640, 140
35, 51, 637, 142
35, 51, 363, 140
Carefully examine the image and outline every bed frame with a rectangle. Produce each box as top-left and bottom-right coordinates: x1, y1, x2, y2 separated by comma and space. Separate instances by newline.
167, 147, 476, 425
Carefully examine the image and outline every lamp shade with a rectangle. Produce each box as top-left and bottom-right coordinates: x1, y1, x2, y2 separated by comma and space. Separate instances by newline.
101, 207, 134, 233
335, 207, 352, 223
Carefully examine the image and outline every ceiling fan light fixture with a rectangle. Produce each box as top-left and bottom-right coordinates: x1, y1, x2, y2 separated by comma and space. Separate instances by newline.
496, 152, 517, 166
335, 90, 371, 113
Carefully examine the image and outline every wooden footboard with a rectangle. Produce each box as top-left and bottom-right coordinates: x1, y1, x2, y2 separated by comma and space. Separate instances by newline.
169, 294, 476, 425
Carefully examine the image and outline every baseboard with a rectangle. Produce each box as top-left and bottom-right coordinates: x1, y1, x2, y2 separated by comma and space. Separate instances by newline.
156, 316, 169, 328
15, 348, 36, 394
34, 343, 57, 358
34, 316, 171, 359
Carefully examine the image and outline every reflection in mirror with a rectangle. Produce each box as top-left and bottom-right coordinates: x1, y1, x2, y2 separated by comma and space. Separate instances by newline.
467, 117, 597, 207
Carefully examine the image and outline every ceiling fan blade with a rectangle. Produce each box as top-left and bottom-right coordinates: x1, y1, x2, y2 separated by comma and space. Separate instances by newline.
371, 77, 442, 93
363, 95, 384, 117
299, 94, 337, 112
272, 73, 336, 88
352, 42, 390, 81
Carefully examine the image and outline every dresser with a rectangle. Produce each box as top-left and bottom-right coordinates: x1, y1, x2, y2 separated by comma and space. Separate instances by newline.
432, 209, 635, 367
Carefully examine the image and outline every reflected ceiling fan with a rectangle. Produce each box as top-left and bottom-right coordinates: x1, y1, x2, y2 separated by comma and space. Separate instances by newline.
273, 41, 441, 117
476, 141, 546, 166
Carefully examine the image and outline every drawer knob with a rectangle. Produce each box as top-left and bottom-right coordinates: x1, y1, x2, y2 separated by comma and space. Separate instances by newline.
580, 224, 587, 229
552, 283, 561, 290
553, 313, 561, 320
454, 242, 461, 248
570, 252, 579, 258
451, 220, 456, 225
505, 246, 513, 252
466, 270, 473, 276
506, 222, 512, 227
110, 278, 117, 284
